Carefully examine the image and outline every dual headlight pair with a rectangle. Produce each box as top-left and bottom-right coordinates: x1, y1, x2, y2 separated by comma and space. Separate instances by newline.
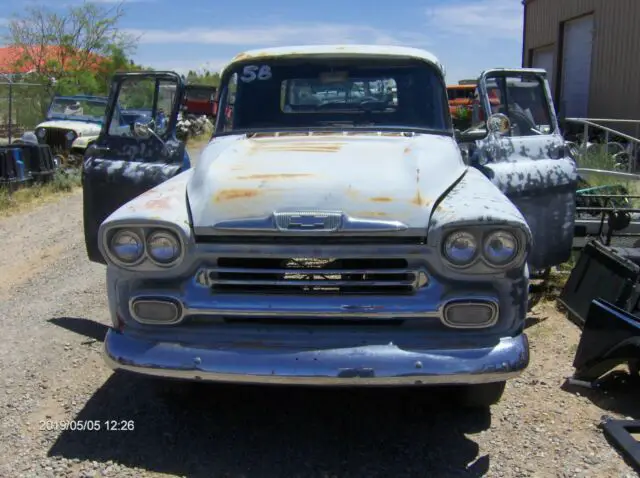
442, 229, 520, 268
106, 227, 182, 267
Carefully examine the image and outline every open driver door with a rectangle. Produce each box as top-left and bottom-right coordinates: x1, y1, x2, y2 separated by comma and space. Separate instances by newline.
82, 71, 190, 264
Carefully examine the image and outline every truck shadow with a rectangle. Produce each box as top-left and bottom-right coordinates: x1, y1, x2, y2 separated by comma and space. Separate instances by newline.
48, 371, 492, 477
561, 371, 640, 419
48, 317, 108, 343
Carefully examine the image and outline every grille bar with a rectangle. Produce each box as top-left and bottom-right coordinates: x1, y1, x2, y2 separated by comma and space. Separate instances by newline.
195, 235, 425, 245
203, 257, 426, 295
206, 267, 413, 275
210, 278, 418, 287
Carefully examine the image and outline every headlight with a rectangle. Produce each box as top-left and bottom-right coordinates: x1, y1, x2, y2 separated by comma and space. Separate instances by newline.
36, 128, 46, 138
443, 231, 478, 266
65, 131, 76, 141
483, 230, 518, 266
146, 230, 181, 265
109, 229, 144, 264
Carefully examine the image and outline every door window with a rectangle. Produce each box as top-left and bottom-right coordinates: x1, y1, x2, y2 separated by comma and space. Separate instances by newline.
108, 76, 177, 138
484, 74, 553, 136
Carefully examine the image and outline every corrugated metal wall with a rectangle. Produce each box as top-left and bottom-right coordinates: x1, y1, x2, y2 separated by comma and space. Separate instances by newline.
523, 0, 640, 133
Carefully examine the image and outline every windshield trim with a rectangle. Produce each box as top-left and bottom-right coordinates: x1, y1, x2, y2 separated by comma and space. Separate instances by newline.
45, 114, 104, 123
212, 125, 453, 138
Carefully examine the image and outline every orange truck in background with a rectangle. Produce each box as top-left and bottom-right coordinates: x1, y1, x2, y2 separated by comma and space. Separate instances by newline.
447, 81, 501, 128
447, 83, 476, 116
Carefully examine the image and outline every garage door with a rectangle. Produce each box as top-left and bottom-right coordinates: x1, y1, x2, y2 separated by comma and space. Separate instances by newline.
560, 14, 594, 118
532, 46, 555, 95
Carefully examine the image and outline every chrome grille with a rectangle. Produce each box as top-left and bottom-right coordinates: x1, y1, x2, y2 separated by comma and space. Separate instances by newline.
203, 257, 426, 295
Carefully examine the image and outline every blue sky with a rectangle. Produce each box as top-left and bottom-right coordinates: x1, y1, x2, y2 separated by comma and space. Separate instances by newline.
0, 0, 524, 83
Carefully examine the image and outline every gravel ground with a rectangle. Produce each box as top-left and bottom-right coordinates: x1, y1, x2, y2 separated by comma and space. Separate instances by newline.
0, 190, 638, 478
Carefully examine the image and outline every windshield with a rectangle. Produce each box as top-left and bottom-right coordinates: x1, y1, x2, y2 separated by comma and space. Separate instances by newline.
216, 57, 450, 134
47, 97, 108, 123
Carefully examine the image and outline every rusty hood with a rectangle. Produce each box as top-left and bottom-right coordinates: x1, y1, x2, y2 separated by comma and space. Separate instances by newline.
186, 132, 467, 235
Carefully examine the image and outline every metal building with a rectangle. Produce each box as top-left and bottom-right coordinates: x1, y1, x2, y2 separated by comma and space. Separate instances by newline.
522, 0, 640, 128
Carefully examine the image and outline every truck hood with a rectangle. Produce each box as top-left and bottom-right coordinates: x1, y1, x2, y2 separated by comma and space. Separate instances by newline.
187, 132, 467, 235
36, 120, 102, 135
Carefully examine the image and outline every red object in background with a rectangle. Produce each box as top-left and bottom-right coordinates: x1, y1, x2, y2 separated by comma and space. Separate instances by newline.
183, 85, 218, 117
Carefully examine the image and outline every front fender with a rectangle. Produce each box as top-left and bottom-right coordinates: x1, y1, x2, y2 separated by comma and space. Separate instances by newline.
71, 134, 99, 150
427, 167, 531, 247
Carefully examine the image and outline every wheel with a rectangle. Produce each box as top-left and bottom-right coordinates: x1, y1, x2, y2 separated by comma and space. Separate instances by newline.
453, 381, 506, 408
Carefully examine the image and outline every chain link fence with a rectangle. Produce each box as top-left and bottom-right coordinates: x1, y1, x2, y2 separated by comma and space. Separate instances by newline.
0, 79, 52, 145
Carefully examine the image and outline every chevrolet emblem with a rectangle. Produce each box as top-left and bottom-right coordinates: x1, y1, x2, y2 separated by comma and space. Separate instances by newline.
274, 211, 342, 232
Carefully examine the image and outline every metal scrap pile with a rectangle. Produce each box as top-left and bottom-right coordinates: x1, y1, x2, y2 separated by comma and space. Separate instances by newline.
176, 113, 213, 141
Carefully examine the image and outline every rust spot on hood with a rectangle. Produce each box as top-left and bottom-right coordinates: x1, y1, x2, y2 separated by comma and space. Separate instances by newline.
214, 189, 260, 201
355, 211, 389, 217
248, 141, 344, 153
370, 196, 393, 202
145, 197, 173, 210
235, 173, 314, 180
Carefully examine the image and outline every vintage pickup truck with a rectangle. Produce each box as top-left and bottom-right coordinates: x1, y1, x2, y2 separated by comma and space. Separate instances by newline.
81, 45, 577, 407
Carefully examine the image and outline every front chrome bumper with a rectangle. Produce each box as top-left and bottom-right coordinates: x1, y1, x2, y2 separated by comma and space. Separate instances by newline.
103, 329, 529, 386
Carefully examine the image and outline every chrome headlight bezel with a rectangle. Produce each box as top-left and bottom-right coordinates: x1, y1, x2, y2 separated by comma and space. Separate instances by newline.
108, 229, 145, 266
146, 229, 182, 267
442, 230, 479, 267
36, 127, 46, 139
65, 130, 76, 141
102, 225, 186, 270
441, 227, 526, 270
482, 229, 519, 267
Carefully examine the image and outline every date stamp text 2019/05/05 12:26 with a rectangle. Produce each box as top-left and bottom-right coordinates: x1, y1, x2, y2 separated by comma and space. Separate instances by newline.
39, 420, 135, 432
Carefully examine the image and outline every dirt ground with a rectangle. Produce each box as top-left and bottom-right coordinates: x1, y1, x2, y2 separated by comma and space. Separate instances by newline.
0, 188, 638, 477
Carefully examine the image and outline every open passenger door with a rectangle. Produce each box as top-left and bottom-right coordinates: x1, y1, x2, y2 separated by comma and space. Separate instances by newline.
470, 68, 577, 272
82, 71, 189, 264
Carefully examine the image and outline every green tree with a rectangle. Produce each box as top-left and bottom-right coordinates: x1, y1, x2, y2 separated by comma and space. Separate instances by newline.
4, 0, 140, 96
185, 69, 221, 87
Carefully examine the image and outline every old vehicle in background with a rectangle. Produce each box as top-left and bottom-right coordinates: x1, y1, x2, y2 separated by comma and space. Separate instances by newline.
447, 83, 478, 131
446, 83, 475, 115
34, 95, 111, 164
81, 45, 577, 407
183, 84, 218, 118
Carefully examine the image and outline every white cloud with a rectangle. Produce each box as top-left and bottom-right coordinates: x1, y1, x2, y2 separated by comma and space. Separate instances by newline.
425, 0, 523, 40
125, 23, 423, 47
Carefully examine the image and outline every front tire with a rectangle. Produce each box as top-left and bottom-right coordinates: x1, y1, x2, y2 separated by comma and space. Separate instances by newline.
453, 381, 506, 408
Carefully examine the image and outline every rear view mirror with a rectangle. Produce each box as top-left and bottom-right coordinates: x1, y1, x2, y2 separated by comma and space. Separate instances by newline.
487, 113, 511, 135
133, 120, 152, 139
457, 128, 488, 143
